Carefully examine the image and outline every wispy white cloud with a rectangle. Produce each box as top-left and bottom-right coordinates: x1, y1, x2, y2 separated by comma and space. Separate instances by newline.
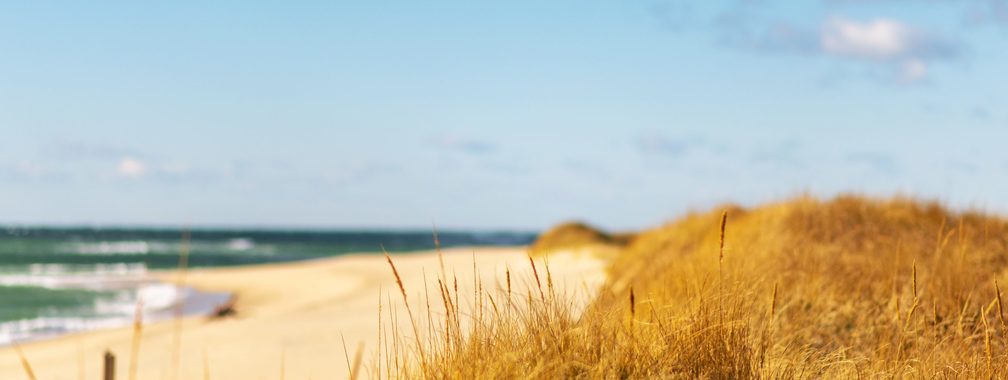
819, 17, 958, 82
731, 16, 959, 83
116, 157, 147, 178
649, 1, 964, 84
34, 139, 232, 183
898, 58, 928, 83
821, 17, 923, 60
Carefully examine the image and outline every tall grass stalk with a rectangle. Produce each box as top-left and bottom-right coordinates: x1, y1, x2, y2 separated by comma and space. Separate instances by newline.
528, 255, 545, 302
13, 344, 37, 380
380, 196, 1008, 378
382, 248, 428, 374
995, 278, 1005, 327
169, 228, 191, 380
128, 297, 144, 380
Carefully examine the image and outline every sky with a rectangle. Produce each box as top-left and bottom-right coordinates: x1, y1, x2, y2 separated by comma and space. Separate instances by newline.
1, 0, 1007, 231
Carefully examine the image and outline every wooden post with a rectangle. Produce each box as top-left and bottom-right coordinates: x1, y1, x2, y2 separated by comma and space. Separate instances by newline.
103, 351, 115, 380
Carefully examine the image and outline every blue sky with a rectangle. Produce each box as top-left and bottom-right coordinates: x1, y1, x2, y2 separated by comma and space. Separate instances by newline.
1, 0, 1006, 231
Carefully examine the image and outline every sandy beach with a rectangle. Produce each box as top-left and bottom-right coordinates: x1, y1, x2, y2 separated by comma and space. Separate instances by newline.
0, 246, 608, 380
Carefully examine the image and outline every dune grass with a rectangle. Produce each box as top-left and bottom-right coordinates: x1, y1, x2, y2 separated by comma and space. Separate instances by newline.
372, 195, 1008, 379
13, 344, 37, 380
12, 195, 1007, 378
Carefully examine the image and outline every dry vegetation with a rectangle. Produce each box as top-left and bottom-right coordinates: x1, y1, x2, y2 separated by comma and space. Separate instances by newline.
376, 195, 1008, 379
529, 221, 634, 255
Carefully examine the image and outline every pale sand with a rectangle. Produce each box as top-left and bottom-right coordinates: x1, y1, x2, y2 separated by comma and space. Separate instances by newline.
0, 247, 608, 380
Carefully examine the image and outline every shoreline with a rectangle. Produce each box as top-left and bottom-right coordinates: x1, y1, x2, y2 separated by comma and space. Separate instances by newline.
0, 246, 608, 379
0, 284, 232, 348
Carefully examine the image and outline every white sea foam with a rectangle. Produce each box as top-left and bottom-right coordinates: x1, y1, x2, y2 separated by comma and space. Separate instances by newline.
0, 280, 227, 346
0, 263, 149, 290
226, 237, 255, 251
73, 241, 151, 255
92, 283, 188, 315
0, 262, 203, 346
0, 316, 131, 346
140, 283, 188, 310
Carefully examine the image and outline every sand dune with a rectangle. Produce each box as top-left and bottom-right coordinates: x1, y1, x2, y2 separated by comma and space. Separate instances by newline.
0, 247, 607, 380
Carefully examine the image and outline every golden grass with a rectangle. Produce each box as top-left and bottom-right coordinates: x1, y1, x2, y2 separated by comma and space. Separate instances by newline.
370, 195, 1008, 379
383, 246, 427, 368
14, 194, 1006, 378
13, 344, 37, 380
529, 221, 633, 254
169, 228, 191, 380
341, 336, 364, 380
126, 296, 144, 380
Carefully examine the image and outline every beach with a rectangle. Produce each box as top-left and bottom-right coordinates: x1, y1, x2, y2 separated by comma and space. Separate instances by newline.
0, 246, 608, 380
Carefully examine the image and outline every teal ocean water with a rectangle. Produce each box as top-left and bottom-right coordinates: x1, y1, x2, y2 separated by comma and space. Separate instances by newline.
0, 227, 533, 345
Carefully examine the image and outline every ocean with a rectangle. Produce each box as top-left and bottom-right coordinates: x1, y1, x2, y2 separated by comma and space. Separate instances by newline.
0, 226, 534, 345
